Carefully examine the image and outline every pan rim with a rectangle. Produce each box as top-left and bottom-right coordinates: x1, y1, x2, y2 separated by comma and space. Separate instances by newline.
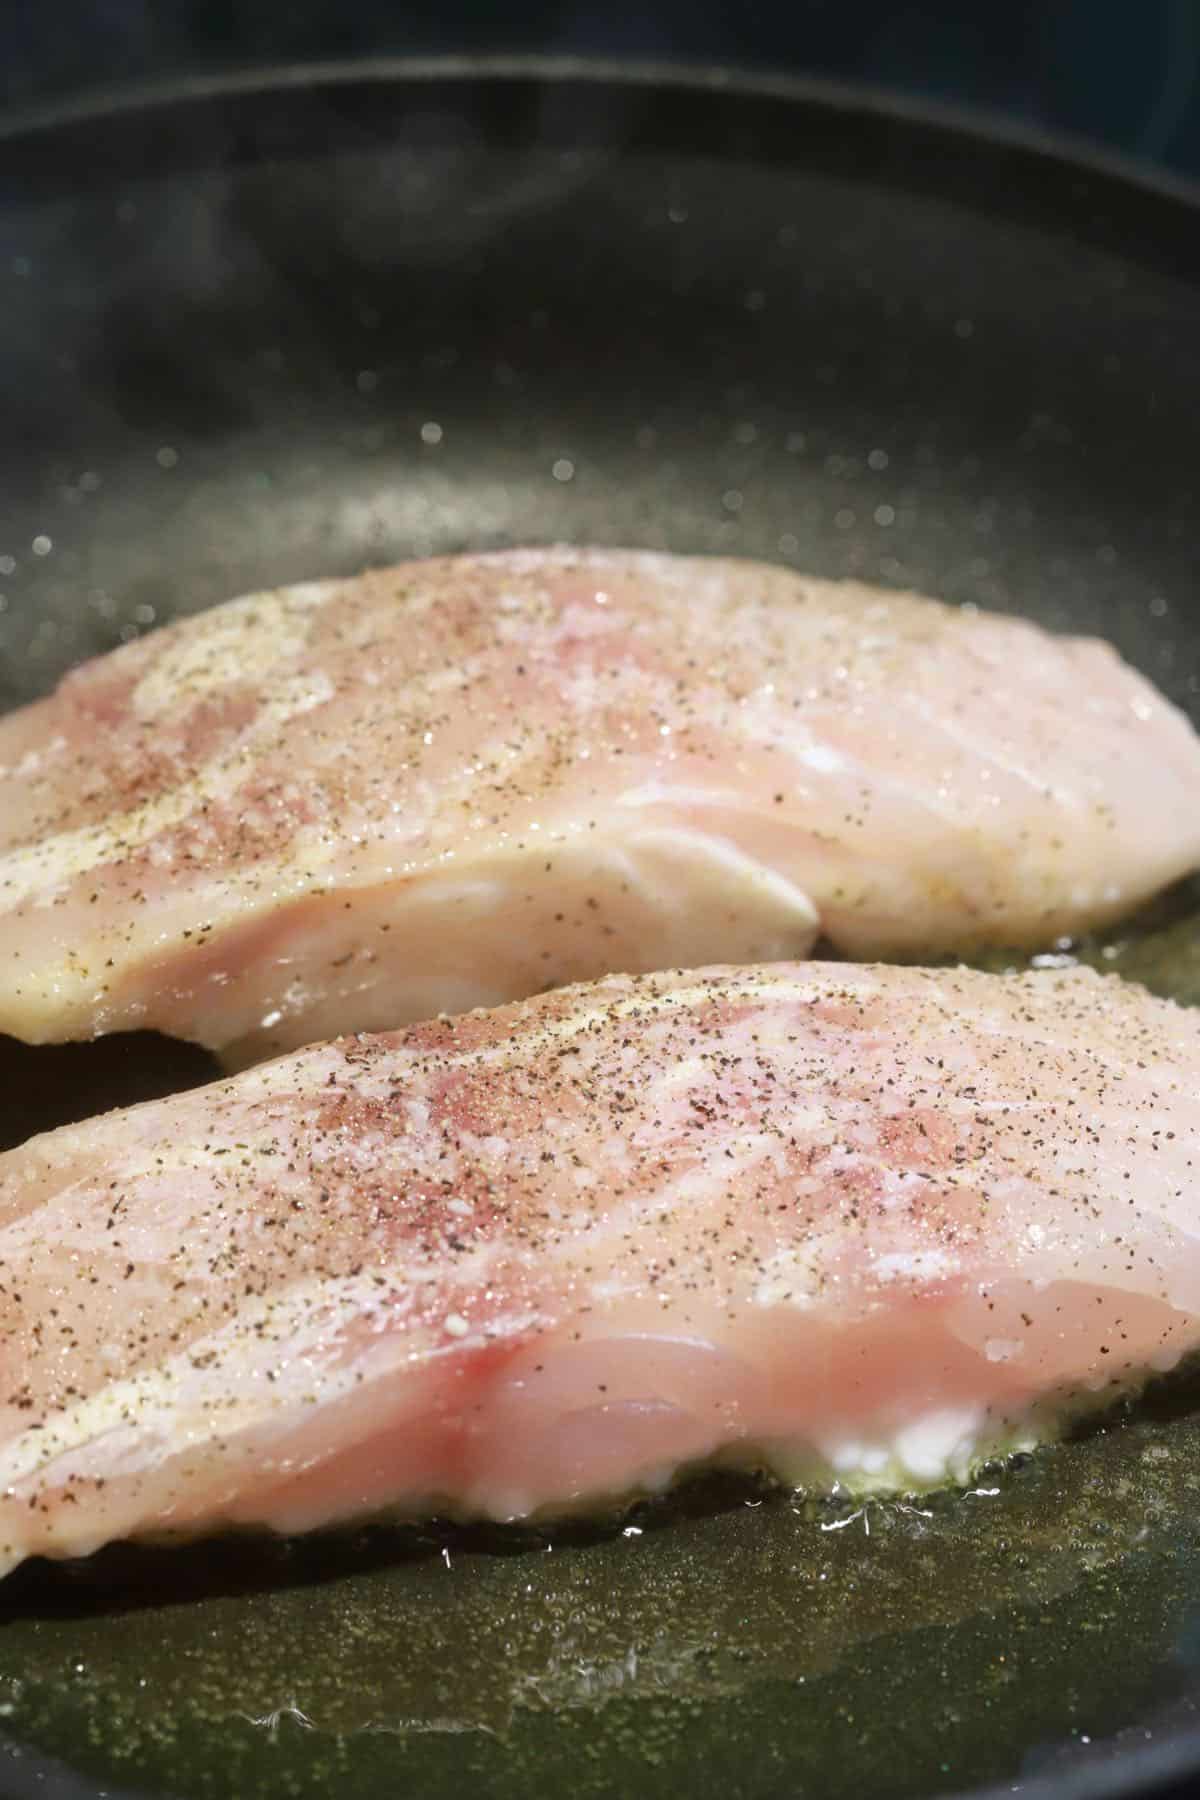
955, 1718, 1200, 1800
0, 50, 1198, 219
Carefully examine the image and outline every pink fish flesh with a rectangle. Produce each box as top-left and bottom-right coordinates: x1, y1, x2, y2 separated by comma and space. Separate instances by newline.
0, 549, 1195, 1064
0, 960, 1195, 1574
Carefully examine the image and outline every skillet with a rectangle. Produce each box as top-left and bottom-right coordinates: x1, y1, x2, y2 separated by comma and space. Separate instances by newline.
1, 57, 1200, 1800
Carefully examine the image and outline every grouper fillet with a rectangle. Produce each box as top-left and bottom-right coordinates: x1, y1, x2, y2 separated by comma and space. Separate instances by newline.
0, 549, 1195, 1064
0, 960, 1195, 1574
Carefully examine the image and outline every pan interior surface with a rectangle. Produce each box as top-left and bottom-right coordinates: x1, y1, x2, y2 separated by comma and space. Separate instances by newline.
1, 61, 1200, 1800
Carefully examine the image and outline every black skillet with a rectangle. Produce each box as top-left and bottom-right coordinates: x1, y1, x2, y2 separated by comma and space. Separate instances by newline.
2, 57, 1200, 1800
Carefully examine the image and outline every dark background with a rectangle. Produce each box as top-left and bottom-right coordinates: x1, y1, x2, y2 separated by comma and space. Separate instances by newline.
5, 0, 1200, 179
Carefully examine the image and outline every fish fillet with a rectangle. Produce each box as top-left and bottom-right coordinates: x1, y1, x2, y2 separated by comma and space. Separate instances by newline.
0, 549, 1196, 1064
0, 960, 1196, 1574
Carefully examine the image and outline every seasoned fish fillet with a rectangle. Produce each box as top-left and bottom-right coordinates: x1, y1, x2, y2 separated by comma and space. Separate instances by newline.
0, 960, 1196, 1574
0, 549, 1196, 1064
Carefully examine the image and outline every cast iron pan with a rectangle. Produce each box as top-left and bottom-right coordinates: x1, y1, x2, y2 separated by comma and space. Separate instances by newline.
2, 57, 1200, 1800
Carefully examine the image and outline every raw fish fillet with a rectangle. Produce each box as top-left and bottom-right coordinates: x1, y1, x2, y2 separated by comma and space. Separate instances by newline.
0, 549, 1196, 1065
0, 960, 1196, 1574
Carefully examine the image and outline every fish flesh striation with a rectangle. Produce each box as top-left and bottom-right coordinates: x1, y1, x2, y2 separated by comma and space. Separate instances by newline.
0, 960, 1195, 1574
0, 550, 1195, 1064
